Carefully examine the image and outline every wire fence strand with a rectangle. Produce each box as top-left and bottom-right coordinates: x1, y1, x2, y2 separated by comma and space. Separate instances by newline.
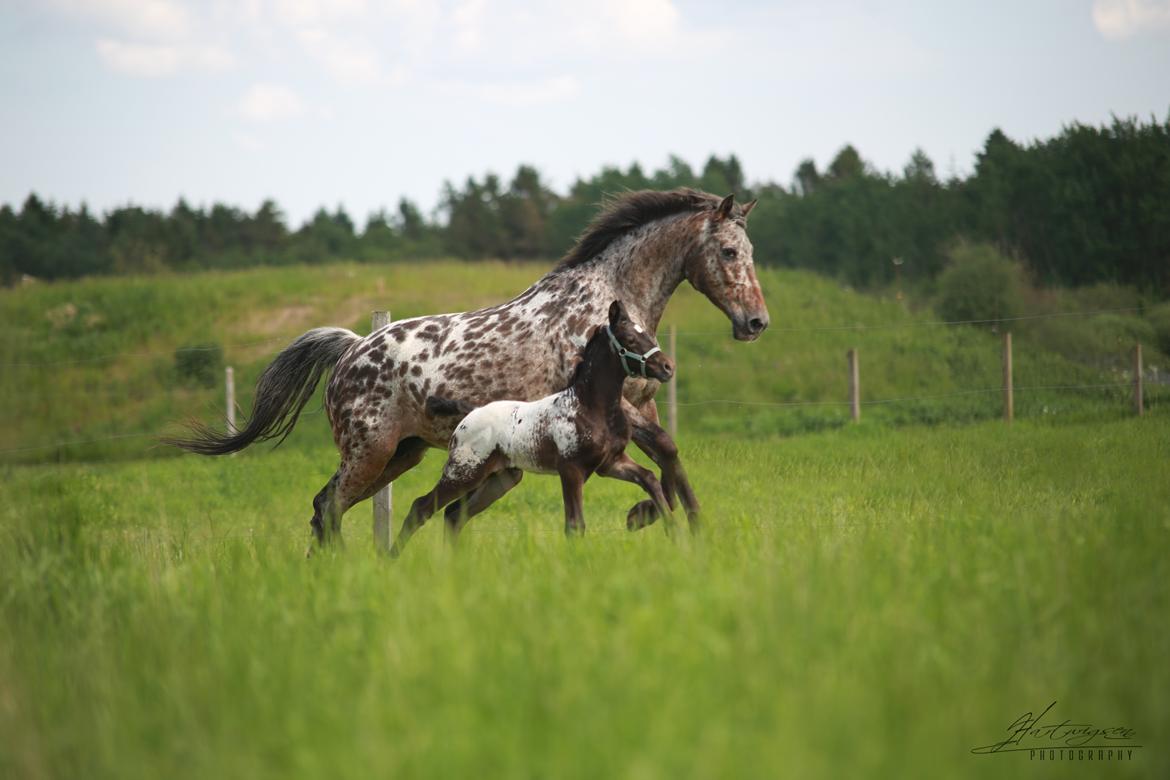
675, 306, 1145, 335
1, 381, 1152, 457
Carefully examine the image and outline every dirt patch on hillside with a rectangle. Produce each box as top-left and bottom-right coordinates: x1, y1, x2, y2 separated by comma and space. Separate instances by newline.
230, 295, 378, 362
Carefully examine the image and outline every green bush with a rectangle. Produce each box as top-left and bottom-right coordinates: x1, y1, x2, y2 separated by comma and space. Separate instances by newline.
935, 243, 1026, 325
174, 342, 223, 388
1147, 302, 1170, 357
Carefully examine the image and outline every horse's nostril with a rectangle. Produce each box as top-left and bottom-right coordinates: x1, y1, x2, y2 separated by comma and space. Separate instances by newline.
749, 317, 768, 333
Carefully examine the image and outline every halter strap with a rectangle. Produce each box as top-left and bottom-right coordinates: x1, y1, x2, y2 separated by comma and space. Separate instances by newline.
605, 325, 662, 379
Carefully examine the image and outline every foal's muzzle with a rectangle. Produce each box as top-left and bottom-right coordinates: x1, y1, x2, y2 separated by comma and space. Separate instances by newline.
606, 325, 664, 379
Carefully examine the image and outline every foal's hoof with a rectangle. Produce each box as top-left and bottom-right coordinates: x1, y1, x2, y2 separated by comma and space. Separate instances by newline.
626, 500, 659, 531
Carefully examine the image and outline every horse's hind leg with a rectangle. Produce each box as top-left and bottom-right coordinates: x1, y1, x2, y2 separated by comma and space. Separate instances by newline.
309, 474, 338, 548
351, 436, 430, 552
444, 468, 524, 542
307, 432, 402, 554
355, 437, 431, 504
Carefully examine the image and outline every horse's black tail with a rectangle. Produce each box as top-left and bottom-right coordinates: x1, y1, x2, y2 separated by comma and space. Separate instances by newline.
165, 327, 360, 456
425, 395, 477, 419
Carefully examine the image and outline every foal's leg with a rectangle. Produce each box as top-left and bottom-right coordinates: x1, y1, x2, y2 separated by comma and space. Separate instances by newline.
597, 453, 675, 532
390, 462, 497, 558
559, 466, 586, 537
444, 468, 525, 542
623, 400, 701, 532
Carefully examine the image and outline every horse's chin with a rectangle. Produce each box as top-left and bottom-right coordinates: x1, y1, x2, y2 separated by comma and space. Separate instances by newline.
732, 328, 762, 342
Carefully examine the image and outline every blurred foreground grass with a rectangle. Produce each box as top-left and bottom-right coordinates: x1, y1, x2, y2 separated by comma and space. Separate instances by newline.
2, 418, 1167, 779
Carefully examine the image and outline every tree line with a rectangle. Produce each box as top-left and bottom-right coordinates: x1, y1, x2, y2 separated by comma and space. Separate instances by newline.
2, 114, 1167, 293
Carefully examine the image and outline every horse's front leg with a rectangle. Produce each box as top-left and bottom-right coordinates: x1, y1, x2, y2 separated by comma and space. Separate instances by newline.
597, 453, 676, 533
558, 466, 586, 537
623, 400, 700, 533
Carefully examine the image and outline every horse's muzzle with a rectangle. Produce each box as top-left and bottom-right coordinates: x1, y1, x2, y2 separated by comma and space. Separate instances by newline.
733, 313, 770, 341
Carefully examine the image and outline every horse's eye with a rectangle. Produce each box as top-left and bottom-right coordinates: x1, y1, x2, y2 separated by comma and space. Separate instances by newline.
720, 246, 737, 260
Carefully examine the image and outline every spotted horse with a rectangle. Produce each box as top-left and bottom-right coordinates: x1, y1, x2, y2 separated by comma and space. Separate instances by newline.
168, 189, 770, 551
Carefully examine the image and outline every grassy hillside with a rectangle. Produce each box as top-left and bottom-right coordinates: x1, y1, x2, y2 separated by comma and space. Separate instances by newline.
1, 260, 1164, 462
2, 419, 1166, 779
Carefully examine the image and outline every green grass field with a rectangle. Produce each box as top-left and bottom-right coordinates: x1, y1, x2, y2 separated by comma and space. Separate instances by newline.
2, 261, 1167, 778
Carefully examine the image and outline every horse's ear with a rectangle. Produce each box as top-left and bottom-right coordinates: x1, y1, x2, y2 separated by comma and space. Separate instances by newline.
608, 300, 625, 325
717, 193, 735, 220
740, 199, 758, 219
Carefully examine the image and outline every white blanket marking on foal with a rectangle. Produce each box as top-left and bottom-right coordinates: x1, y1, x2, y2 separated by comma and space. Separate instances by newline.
445, 390, 582, 478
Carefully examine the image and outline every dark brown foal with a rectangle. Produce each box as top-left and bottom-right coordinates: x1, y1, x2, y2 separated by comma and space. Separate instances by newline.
390, 300, 676, 556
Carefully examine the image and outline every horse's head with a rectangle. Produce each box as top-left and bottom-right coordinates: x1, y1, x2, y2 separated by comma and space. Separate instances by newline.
684, 194, 770, 341
607, 300, 675, 382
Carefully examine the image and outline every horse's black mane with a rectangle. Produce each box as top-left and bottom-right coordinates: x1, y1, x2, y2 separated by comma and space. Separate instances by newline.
554, 188, 731, 272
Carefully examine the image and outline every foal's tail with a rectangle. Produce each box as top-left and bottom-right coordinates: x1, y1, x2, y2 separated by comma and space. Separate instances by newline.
425, 395, 477, 419
165, 327, 360, 456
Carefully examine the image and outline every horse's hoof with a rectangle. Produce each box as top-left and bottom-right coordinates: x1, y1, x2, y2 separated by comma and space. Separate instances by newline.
626, 500, 659, 531
686, 513, 702, 535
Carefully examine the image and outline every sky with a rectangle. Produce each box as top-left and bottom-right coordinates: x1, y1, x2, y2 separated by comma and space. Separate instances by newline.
1, 0, 1169, 227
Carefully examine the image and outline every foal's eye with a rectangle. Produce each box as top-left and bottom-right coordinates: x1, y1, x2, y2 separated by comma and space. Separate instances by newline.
720, 246, 738, 261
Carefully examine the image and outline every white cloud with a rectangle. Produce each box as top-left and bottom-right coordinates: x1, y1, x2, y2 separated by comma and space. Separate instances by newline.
297, 28, 382, 85
452, 0, 487, 52
272, 0, 370, 27
1092, 0, 1170, 39
238, 83, 306, 121
233, 131, 266, 152
601, 0, 680, 46
56, 0, 192, 39
470, 75, 580, 106
95, 38, 234, 77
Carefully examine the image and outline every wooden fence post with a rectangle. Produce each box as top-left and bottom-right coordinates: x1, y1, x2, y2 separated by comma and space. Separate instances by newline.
667, 324, 678, 439
1134, 343, 1144, 417
372, 310, 392, 552
1002, 331, 1013, 423
847, 348, 860, 422
225, 365, 236, 436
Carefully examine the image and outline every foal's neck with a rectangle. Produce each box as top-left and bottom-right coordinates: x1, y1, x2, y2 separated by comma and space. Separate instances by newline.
571, 332, 627, 415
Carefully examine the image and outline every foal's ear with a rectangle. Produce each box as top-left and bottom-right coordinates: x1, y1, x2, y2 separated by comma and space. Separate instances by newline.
717, 193, 735, 220
740, 198, 758, 219
608, 300, 625, 326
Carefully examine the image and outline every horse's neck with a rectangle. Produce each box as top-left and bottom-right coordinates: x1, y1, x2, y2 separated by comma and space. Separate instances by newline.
571, 334, 626, 413
571, 215, 693, 333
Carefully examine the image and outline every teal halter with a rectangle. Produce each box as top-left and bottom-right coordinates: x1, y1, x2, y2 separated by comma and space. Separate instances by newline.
605, 325, 662, 379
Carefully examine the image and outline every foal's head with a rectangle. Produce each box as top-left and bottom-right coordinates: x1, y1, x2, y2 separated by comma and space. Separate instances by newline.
603, 300, 674, 383
684, 194, 770, 342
